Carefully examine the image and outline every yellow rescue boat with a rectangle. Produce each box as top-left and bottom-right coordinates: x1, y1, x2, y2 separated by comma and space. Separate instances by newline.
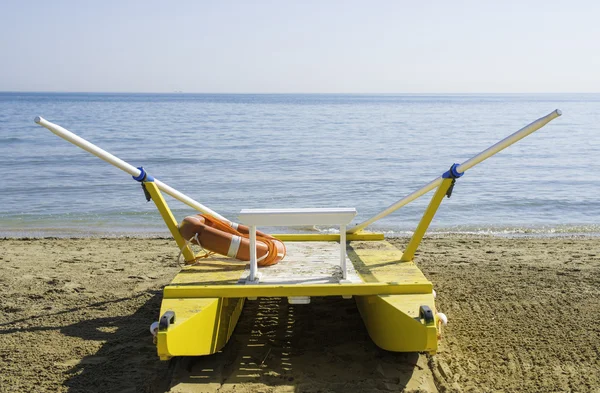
34, 109, 561, 361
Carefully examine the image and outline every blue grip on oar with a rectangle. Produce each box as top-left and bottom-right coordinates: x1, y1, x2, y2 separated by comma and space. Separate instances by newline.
442, 163, 464, 179
132, 166, 155, 182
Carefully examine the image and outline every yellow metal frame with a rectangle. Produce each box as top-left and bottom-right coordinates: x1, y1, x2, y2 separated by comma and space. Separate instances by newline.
144, 181, 196, 263
142, 177, 451, 359
401, 177, 454, 262
163, 282, 432, 298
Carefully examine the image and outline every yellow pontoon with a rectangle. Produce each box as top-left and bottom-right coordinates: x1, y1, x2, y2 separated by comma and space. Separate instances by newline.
34, 109, 561, 360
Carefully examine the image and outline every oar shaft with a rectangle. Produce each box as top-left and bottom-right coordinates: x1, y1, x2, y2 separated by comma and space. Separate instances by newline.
456, 109, 562, 173
34, 116, 228, 221
348, 109, 562, 234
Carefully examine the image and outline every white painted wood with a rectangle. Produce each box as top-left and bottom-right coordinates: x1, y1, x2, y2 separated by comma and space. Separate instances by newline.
239, 208, 357, 226
249, 225, 257, 282
288, 296, 311, 304
239, 208, 357, 283
340, 224, 347, 280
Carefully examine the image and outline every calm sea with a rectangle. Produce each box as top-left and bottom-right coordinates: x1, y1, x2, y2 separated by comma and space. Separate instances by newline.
1, 92, 598, 237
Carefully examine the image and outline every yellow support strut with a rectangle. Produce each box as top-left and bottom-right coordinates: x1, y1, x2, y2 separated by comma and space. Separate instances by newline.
143, 181, 196, 263
401, 177, 455, 262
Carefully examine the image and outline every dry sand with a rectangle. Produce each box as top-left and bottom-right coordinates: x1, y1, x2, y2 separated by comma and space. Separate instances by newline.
1, 236, 599, 392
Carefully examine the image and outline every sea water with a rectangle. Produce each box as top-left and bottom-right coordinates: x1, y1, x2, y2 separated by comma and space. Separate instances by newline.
1, 92, 598, 237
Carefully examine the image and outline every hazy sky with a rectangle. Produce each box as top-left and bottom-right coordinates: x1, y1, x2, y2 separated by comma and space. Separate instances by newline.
1, 0, 598, 93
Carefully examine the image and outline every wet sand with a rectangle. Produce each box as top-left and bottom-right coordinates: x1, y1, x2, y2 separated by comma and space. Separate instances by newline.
0, 236, 599, 392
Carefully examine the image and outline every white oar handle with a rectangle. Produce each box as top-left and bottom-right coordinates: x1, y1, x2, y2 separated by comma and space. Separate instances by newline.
34, 116, 229, 222
456, 109, 562, 173
35, 116, 142, 177
347, 109, 562, 234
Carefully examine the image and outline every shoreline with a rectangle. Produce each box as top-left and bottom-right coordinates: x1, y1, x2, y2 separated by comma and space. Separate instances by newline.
1, 236, 599, 391
2, 227, 600, 240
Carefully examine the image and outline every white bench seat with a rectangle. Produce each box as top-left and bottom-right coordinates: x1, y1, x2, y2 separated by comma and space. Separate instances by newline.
238, 208, 357, 283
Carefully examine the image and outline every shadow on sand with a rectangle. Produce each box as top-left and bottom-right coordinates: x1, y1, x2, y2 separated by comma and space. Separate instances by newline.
60, 292, 173, 393
166, 297, 426, 393
50, 294, 428, 392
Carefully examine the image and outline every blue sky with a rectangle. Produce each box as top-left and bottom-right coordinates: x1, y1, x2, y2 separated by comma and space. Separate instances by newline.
1, 0, 598, 93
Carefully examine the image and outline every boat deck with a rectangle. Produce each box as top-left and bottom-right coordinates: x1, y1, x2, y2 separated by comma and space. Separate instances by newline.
157, 239, 440, 359
163, 240, 433, 299
241, 241, 362, 284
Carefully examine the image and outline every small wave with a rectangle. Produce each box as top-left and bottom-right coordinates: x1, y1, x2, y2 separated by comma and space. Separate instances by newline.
382, 224, 600, 238
3, 137, 26, 144
316, 226, 340, 234
291, 225, 321, 232
298, 224, 600, 238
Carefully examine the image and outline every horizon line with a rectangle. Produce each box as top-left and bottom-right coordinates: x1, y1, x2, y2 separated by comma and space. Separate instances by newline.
1, 90, 599, 95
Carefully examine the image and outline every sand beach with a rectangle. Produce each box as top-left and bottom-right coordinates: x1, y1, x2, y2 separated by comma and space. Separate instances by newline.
2, 0, 599, 391
1, 236, 598, 392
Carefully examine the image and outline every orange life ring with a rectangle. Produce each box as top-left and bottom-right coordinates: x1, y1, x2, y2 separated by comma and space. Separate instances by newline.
179, 214, 286, 266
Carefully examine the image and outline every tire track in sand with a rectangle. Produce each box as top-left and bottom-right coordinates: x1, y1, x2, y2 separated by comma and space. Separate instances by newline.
408, 236, 600, 393
164, 297, 438, 393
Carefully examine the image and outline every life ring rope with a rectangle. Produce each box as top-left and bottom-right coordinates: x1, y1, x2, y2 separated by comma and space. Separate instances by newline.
177, 232, 215, 265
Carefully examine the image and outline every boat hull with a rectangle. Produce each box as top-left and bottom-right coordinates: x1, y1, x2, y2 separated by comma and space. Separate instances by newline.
355, 293, 438, 354
156, 297, 244, 360
155, 239, 442, 359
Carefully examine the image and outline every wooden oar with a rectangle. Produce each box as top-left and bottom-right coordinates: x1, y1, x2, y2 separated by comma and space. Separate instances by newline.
34, 116, 228, 222
347, 109, 562, 234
